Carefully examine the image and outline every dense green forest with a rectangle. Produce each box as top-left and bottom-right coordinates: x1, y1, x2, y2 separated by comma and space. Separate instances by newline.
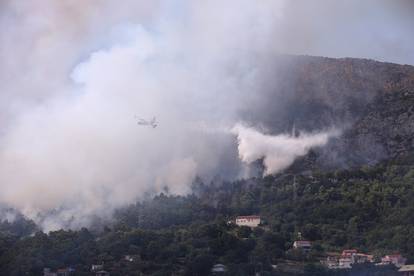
0, 152, 413, 275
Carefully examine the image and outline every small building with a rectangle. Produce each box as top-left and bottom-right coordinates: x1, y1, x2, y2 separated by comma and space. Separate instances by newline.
211, 264, 227, 274
354, 253, 374, 264
382, 254, 407, 268
56, 268, 74, 276
339, 249, 358, 268
323, 250, 374, 270
43, 268, 57, 276
235, 216, 261, 228
357, 253, 374, 263
340, 250, 374, 268
399, 265, 414, 276
92, 264, 104, 272
293, 240, 312, 251
322, 255, 340, 269
342, 249, 358, 257
339, 257, 353, 269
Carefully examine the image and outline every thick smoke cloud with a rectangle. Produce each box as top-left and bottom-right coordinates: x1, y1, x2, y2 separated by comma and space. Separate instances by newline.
0, 0, 412, 230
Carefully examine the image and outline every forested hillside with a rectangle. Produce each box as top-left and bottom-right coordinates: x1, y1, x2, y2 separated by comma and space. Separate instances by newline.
1, 154, 413, 275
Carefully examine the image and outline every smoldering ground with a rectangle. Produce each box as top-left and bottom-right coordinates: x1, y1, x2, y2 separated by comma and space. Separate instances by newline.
0, 0, 413, 230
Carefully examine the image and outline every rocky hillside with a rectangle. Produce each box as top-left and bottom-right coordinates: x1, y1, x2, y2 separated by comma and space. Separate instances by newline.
322, 87, 414, 168
245, 55, 414, 170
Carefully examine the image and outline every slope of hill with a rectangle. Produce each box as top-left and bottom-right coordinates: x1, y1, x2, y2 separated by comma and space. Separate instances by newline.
248, 55, 414, 170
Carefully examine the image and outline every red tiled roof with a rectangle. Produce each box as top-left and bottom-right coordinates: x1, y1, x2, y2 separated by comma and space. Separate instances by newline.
236, 215, 260, 219
342, 249, 358, 256
387, 254, 402, 258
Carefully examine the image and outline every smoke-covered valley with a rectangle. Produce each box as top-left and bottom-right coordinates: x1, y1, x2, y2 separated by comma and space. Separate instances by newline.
0, 0, 414, 231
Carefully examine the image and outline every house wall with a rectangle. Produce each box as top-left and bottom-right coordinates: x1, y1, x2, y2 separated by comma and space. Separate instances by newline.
235, 218, 260, 227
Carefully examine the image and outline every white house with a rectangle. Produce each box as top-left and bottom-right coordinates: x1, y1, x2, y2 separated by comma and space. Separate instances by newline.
211, 264, 227, 274
354, 253, 374, 264
399, 264, 414, 276
339, 257, 353, 269
381, 254, 407, 268
322, 255, 340, 269
293, 240, 312, 251
235, 216, 261, 227
91, 264, 104, 272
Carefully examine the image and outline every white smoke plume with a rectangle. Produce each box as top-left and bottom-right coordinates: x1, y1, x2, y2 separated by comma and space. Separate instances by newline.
232, 125, 339, 175
0, 0, 412, 230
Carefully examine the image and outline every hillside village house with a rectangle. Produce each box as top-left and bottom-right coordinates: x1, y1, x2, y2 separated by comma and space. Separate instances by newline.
381, 254, 407, 268
355, 253, 374, 263
324, 256, 339, 269
293, 240, 312, 251
91, 264, 103, 271
339, 256, 353, 269
323, 249, 374, 269
342, 249, 358, 257
399, 265, 414, 276
341, 250, 373, 268
235, 215, 261, 227
211, 264, 227, 274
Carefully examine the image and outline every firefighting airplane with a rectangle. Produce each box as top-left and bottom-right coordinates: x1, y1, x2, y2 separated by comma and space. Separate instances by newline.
136, 116, 158, 128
